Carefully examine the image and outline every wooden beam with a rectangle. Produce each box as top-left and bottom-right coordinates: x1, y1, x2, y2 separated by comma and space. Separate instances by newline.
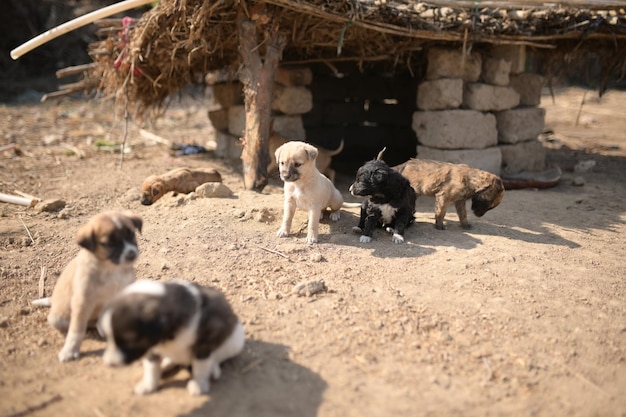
238, 6, 286, 192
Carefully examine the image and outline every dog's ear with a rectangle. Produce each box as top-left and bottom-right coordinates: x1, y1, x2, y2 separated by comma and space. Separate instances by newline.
304, 144, 318, 161
127, 214, 143, 233
76, 223, 97, 252
274, 144, 283, 163
374, 168, 388, 183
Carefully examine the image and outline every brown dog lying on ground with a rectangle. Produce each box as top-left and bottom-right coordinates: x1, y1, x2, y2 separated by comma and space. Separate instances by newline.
32, 211, 142, 362
394, 159, 504, 230
141, 167, 222, 205
268, 132, 344, 183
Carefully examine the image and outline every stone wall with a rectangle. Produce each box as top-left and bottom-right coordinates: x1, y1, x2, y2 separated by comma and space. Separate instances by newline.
414, 45, 545, 176
207, 47, 546, 176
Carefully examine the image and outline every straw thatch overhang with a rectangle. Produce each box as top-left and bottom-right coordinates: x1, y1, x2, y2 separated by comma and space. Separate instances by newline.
78, 0, 626, 109
64, 0, 626, 189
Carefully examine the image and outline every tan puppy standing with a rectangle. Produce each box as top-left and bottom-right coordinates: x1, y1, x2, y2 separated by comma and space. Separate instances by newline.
141, 167, 222, 205
267, 131, 344, 183
395, 159, 504, 230
275, 141, 345, 244
32, 211, 142, 362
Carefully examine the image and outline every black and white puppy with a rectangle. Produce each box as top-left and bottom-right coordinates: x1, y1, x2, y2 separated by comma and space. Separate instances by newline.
349, 159, 416, 244
98, 280, 245, 396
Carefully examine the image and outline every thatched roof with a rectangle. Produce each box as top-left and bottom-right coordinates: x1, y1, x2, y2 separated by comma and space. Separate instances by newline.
74, 0, 626, 114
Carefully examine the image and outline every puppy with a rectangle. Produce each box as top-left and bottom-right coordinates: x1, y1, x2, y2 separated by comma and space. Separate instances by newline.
275, 141, 350, 244
395, 159, 504, 230
268, 131, 344, 183
141, 167, 222, 205
99, 280, 245, 396
349, 159, 416, 244
32, 211, 142, 362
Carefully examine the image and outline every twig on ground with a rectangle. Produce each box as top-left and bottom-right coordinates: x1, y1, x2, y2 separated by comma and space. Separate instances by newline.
6, 394, 62, 417
19, 215, 35, 245
255, 244, 291, 260
38, 266, 47, 298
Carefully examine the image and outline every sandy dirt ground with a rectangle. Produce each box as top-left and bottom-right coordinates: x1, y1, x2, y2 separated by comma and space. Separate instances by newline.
0, 87, 624, 417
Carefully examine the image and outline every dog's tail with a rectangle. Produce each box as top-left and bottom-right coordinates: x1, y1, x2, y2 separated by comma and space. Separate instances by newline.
376, 147, 387, 161
342, 202, 362, 208
31, 297, 52, 307
327, 139, 345, 156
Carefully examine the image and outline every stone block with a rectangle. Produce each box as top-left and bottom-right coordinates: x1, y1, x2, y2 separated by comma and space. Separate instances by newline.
483, 57, 511, 86
496, 108, 546, 144
273, 115, 306, 140
208, 109, 229, 131
412, 110, 497, 149
214, 131, 242, 159
228, 107, 305, 140
275, 66, 313, 86
417, 146, 502, 175
426, 47, 482, 81
272, 86, 313, 115
417, 79, 463, 110
213, 82, 243, 107
500, 140, 546, 175
490, 45, 526, 74
227, 105, 246, 137
509, 73, 544, 107
463, 83, 520, 111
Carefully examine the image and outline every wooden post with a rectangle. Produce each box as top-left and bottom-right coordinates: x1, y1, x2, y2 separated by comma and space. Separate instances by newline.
238, 6, 286, 191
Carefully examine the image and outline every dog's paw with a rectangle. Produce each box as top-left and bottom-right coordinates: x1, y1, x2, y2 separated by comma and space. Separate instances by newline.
359, 235, 372, 243
352, 226, 362, 234
435, 224, 446, 230
58, 347, 80, 362
211, 363, 222, 380
187, 379, 210, 396
329, 211, 340, 222
385, 227, 394, 234
134, 380, 159, 395
276, 227, 290, 238
306, 235, 318, 244
391, 233, 405, 244
461, 223, 473, 230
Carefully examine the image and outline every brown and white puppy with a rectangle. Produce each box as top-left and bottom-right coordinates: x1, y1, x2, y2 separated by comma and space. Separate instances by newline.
394, 159, 504, 230
141, 167, 222, 205
275, 141, 345, 244
32, 211, 142, 362
268, 132, 344, 183
99, 280, 245, 396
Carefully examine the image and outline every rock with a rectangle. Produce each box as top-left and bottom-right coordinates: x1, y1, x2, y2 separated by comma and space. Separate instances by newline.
195, 182, 233, 198
253, 208, 275, 223
292, 280, 327, 297
310, 252, 324, 262
574, 160, 596, 173
572, 176, 586, 186
35, 199, 66, 213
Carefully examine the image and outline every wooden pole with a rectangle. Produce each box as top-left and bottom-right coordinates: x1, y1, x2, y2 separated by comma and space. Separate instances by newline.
237, 6, 286, 192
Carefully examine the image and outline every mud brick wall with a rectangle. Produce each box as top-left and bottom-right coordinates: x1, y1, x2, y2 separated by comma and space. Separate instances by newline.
414, 45, 546, 176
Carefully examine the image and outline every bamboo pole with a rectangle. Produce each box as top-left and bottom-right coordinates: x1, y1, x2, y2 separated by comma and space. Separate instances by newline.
10, 0, 154, 60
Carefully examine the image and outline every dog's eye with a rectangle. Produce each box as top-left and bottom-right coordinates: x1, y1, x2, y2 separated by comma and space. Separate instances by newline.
151, 188, 159, 196
294, 162, 301, 168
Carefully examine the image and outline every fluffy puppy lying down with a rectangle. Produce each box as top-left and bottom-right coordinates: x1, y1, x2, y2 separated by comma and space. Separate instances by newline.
99, 280, 245, 396
395, 159, 504, 230
32, 211, 142, 362
141, 167, 222, 205
349, 159, 416, 244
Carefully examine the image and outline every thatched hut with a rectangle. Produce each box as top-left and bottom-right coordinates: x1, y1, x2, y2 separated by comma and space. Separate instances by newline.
63, 0, 626, 190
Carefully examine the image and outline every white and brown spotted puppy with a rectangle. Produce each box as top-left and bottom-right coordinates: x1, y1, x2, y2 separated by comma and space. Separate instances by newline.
32, 211, 142, 362
141, 167, 222, 205
349, 159, 416, 244
267, 131, 344, 183
99, 280, 245, 396
275, 141, 345, 244
395, 159, 504, 230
